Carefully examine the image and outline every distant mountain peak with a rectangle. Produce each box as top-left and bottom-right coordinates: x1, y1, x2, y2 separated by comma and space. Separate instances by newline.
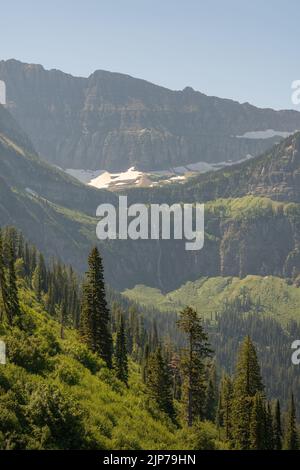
1, 58, 300, 172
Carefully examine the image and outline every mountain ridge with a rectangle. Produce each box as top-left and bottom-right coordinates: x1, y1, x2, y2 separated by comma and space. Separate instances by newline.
1, 59, 300, 171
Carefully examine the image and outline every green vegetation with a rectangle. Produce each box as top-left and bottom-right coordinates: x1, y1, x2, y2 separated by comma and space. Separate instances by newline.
124, 275, 300, 323
0, 226, 299, 450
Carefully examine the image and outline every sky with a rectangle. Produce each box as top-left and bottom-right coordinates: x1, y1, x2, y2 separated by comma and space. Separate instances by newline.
0, 0, 299, 110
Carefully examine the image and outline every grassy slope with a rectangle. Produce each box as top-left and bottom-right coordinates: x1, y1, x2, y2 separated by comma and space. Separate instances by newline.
123, 275, 300, 324
0, 282, 223, 450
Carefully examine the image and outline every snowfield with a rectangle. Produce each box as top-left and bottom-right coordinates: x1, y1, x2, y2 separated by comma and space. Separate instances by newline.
65, 155, 255, 190
235, 129, 298, 139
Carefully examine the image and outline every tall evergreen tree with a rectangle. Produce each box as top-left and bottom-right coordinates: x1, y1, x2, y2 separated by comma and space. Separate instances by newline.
115, 313, 128, 385
216, 373, 233, 441
32, 265, 42, 301
177, 306, 212, 426
273, 400, 282, 450
0, 232, 9, 322
80, 247, 113, 368
285, 393, 299, 450
146, 347, 175, 420
264, 401, 274, 450
249, 392, 265, 450
6, 240, 21, 324
231, 336, 264, 449
204, 361, 218, 421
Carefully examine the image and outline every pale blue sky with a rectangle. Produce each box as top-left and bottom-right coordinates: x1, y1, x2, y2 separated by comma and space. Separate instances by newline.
0, 0, 299, 109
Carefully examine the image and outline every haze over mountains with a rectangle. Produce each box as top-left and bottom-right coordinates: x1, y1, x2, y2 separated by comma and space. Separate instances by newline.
1, 96, 300, 291
1, 59, 300, 173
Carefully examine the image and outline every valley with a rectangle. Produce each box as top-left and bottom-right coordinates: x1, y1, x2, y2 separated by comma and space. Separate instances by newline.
1, 1, 300, 453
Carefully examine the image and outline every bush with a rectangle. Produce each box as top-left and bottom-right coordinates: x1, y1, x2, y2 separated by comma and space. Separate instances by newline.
25, 383, 87, 449
64, 341, 105, 374
5, 328, 59, 373
54, 357, 81, 386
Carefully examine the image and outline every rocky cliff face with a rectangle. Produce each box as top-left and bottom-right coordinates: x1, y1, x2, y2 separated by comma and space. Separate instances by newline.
1, 59, 300, 171
1, 103, 300, 291
127, 132, 300, 205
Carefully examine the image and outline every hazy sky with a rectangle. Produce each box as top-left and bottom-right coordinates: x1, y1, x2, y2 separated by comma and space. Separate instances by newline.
1, 0, 299, 109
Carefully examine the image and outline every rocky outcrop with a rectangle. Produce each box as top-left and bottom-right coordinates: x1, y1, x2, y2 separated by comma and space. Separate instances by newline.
126, 132, 300, 205
1, 59, 300, 171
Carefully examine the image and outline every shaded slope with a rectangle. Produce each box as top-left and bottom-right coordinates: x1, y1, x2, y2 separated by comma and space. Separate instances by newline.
1, 59, 300, 170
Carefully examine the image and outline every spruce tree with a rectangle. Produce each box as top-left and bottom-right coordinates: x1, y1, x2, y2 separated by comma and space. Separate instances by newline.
216, 373, 233, 441
231, 336, 264, 449
273, 400, 282, 450
6, 240, 21, 324
249, 392, 265, 450
115, 313, 128, 385
0, 232, 9, 322
264, 401, 274, 450
80, 247, 113, 368
146, 347, 175, 420
204, 361, 218, 421
177, 306, 212, 426
32, 265, 42, 301
285, 393, 299, 450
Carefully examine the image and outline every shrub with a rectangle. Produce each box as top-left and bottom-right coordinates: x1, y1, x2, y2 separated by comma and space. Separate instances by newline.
64, 341, 105, 374
54, 357, 81, 386
25, 383, 87, 449
5, 328, 58, 373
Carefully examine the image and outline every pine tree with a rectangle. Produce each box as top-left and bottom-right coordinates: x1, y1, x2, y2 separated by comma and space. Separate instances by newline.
264, 401, 274, 450
146, 347, 175, 420
273, 400, 282, 450
231, 336, 264, 449
32, 265, 42, 301
141, 342, 150, 384
80, 247, 113, 368
0, 232, 9, 322
6, 240, 21, 324
177, 306, 212, 426
204, 361, 218, 421
285, 393, 299, 450
216, 373, 233, 441
59, 292, 68, 340
38, 253, 47, 292
249, 392, 265, 450
114, 313, 128, 385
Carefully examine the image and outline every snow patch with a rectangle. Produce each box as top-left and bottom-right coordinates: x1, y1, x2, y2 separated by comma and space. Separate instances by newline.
235, 129, 298, 140
64, 154, 255, 190
89, 167, 144, 189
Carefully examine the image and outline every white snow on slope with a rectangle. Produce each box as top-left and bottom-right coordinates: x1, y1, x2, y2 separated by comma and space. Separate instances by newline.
65, 154, 255, 190
88, 167, 144, 189
236, 129, 298, 140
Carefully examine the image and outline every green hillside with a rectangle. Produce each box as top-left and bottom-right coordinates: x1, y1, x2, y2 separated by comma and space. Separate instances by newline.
124, 275, 300, 324
0, 226, 298, 450
0, 281, 225, 450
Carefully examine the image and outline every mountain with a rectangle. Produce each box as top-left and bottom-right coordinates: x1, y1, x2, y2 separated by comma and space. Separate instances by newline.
1, 102, 300, 291
0, 103, 120, 277
1, 59, 300, 171
127, 131, 300, 204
